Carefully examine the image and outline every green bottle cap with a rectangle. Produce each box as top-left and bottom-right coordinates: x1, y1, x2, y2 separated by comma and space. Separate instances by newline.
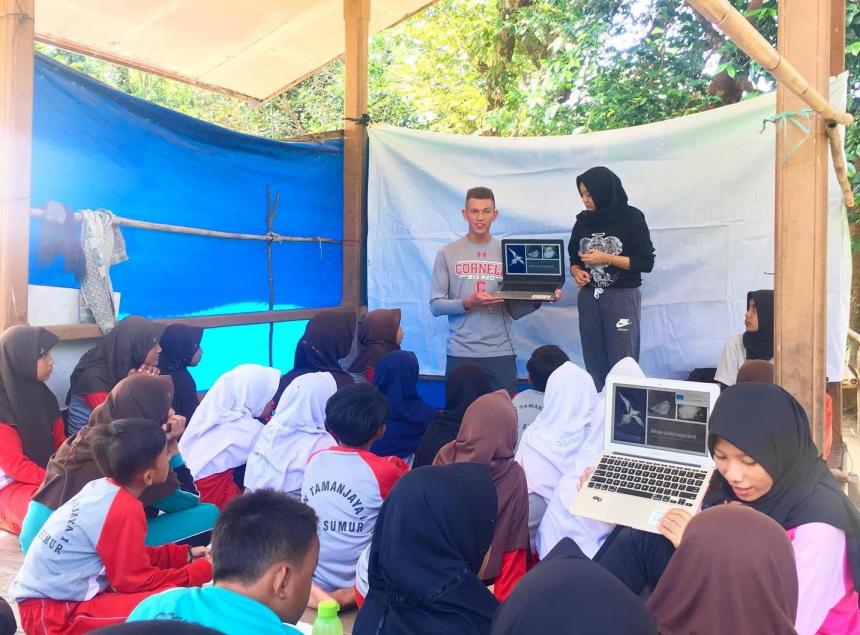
317, 599, 340, 619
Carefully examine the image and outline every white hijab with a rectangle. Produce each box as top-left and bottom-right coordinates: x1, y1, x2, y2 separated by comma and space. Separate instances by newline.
536, 357, 646, 559
179, 363, 280, 480
245, 372, 337, 493
515, 361, 598, 501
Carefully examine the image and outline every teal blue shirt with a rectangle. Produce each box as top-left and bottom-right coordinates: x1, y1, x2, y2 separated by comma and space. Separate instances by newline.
128, 586, 303, 634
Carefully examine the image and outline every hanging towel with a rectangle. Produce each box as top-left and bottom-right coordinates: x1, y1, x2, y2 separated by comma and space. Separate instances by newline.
78, 210, 128, 332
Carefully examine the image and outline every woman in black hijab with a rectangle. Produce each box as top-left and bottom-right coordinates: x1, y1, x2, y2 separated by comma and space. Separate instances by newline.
0, 325, 62, 534
158, 324, 204, 419
280, 310, 356, 390
66, 316, 162, 434
491, 538, 656, 635
568, 166, 655, 391
353, 464, 499, 635
715, 289, 774, 387
412, 363, 493, 468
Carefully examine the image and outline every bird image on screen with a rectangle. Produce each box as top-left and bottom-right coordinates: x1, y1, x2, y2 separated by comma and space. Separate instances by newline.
508, 247, 525, 267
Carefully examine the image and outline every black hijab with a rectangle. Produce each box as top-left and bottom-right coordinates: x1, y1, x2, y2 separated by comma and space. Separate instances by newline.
280, 310, 356, 389
491, 538, 656, 635
158, 324, 203, 419
575, 166, 633, 228
67, 316, 161, 400
742, 289, 774, 360
709, 382, 860, 602
413, 364, 493, 468
353, 464, 499, 635
0, 326, 60, 467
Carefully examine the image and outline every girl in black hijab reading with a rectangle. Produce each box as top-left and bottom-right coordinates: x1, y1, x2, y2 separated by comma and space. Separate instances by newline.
0, 326, 63, 534
568, 167, 655, 391
353, 463, 499, 635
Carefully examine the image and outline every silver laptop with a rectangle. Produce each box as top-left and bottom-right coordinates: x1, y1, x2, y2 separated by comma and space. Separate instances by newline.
493, 238, 564, 301
570, 376, 719, 534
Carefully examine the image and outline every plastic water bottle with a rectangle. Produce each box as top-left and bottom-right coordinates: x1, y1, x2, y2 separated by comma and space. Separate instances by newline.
312, 599, 343, 635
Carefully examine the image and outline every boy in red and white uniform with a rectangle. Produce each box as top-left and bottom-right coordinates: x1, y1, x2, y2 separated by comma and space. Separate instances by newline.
10, 418, 212, 635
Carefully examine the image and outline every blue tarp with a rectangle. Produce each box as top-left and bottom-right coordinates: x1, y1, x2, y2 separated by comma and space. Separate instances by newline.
28, 54, 345, 388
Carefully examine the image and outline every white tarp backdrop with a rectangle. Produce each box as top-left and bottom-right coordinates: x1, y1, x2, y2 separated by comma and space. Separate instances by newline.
367, 75, 851, 381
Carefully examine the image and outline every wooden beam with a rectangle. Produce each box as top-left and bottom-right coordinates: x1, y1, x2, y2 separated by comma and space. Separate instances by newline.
43, 306, 351, 341
831, 0, 847, 76
342, 0, 369, 310
774, 0, 831, 449
0, 0, 34, 332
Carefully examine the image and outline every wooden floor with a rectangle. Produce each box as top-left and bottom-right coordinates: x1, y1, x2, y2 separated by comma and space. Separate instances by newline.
0, 531, 355, 634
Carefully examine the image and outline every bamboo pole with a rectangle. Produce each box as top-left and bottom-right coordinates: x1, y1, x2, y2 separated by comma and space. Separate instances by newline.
0, 0, 35, 331
30, 207, 345, 245
687, 0, 855, 208
827, 124, 855, 208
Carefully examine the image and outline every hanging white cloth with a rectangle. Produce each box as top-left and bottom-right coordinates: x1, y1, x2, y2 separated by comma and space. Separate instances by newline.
179, 363, 280, 480
515, 361, 598, 502
245, 371, 338, 493
536, 357, 646, 559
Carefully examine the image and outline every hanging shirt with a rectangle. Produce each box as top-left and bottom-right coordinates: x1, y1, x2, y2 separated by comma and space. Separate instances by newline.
129, 585, 303, 634
302, 446, 408, 590
10, 478, 211, 602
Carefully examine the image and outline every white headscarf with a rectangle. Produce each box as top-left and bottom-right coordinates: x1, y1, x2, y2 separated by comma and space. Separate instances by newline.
245, 372, 337, 493
179, 364, 280, 480
536, 357, 646, 559
515, 361, 598, 501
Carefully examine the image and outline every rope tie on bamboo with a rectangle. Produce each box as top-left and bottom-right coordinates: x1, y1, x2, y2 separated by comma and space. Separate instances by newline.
762, 108, 814, 165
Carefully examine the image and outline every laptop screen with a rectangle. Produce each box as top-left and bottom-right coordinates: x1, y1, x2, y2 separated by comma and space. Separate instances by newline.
503, 242, 562, 276
609, 382, 712, 457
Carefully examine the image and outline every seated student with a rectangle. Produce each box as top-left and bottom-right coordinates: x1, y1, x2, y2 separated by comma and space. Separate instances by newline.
302, 383, 408, 608
413, 363, 493, 468
514, 361, 597, 547
10, 418, 212, 635
179, 364, 281, 511
490, 538, 656, 635
535, 357, 643, 559
66, 316, 163, 434
714, 289, 773, 388
347, 308, 403, 383
596, 383, 860, 635
353, 463, 499, 635
24, 375, 217, 551
0, 597, 15, 635
128, 489, 319, 634
0, 326, 65, 535
434, 391, 529, 600
280, 311, 356, 390
244, 372, 338, 496
370, 350, 437, 459
647, 504, 798, 634
158, 324, 204, 420
512, 345, 569, 448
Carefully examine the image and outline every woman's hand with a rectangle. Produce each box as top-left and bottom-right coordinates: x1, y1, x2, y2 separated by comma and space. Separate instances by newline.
656, 508, 693, 547
580, 249, 611, 266
128, 364, 160, 377
163, 413, 186, 443
578, 466, 595, 491
190, 546, 211, 561
571, 265, 591, 288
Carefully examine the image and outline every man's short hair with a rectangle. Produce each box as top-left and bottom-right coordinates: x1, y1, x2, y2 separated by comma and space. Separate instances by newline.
325, 383, 388, 447
212, 489, 318, 584
465, 186, 495, 207
91, 418, 167, 485
526, 345, 570, 392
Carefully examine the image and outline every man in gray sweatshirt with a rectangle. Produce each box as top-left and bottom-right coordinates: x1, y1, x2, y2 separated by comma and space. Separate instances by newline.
430, 186, 560, 392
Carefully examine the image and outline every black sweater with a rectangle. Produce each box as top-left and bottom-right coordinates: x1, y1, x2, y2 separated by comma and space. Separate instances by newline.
568, 206, 655, 289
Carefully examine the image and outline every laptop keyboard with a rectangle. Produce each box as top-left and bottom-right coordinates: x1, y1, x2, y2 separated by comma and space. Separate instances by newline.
586, 455, 709, 507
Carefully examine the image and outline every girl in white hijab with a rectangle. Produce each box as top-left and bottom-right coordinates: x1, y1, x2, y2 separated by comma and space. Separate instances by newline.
178, 363, 280, 510
244, 372, 338, 496
515, 361, 598, 547
536, 357, 645, 558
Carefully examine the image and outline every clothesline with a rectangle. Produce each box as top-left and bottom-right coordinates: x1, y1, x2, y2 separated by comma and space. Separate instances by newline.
30, 206, 349, 246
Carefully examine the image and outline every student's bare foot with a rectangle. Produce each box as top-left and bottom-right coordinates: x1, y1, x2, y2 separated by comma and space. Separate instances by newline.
308, 584, 356, 610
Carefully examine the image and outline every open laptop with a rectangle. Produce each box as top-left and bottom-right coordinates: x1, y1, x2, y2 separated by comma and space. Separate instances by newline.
494, 238, 564, 301
570, 376, 720, 534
